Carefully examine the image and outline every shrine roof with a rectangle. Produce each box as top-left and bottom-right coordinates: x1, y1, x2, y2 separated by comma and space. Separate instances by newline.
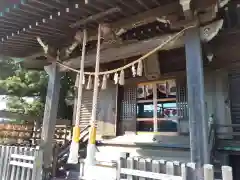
0, 0, 225, 69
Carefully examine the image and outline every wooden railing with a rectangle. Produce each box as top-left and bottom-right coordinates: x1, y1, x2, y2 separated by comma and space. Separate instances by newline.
0, 145, 42, 180
118, 157, 233, 180
77, 156, 233, 180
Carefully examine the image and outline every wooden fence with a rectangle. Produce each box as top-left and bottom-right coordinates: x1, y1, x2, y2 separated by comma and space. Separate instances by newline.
0, 145, 42, 180
117, 157, 233, 180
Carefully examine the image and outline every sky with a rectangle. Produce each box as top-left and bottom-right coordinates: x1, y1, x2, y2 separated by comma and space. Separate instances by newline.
0, 96, 7, 122
0, 95, 33, 122
0, 95, 34, 111
0, 95, 6, 110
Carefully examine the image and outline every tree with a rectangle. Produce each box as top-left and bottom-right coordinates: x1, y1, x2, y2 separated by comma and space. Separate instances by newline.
0, 58, 75, 119
0, 59, 48, 117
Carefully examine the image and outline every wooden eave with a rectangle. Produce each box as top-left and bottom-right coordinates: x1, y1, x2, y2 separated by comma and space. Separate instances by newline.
60, 20, 223, 69
0, 0, 225, 69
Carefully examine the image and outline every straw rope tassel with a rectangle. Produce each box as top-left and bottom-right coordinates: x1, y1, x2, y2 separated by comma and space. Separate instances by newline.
101, 75, 107, 90
114, 72, 118, 84
137, 60, 143, 76
68, 29, 87, 164
86, 24, 102, 166
86, 75, 92, 90
119, 70, 125, 85
132, 64, 136, 77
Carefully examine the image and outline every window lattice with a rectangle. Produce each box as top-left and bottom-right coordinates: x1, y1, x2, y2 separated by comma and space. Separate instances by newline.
120, 86, 137, 121
176, 78, 188, 119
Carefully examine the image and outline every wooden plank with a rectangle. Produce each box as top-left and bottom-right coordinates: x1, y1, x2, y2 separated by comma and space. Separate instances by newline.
181, 164, 186, 180
120, 168, 182, 180
40, 63, 61, 168
159, 160, 166, 174
10, 154, 35, 161
204, 164, 214, 180
185, 163, 196, 180
15, 147, 24, 180
152, 160, 160, 173
32, 147, 43, 180
127, 157, 134, 180
86, 2, 181, 41
9, 161, 34, 169
139, 159, 147, 180
222, 166, 233, 180
166, 161, 174, 175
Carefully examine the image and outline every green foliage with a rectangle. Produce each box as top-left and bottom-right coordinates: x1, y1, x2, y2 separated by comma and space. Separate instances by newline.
6, 96, 45, 116
0, 58, 18, 80
0, 69, 48, 97
0, 58, 75, 120
0, 58, 48, 116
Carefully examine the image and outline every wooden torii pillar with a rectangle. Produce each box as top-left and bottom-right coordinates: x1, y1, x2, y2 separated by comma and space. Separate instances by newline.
184, 25, 209, 166
181, 0, 209, 179
40, 62, 61, 177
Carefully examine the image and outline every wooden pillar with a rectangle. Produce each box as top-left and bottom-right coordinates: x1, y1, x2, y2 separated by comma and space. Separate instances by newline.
184, 27, 209, 170
40, 62, 61, 171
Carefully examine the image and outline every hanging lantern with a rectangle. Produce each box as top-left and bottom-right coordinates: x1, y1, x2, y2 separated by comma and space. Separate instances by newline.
119, 70, 125, 85
114, 73, 118, 84
132, 64, 136, 77
101, 75, 107, 90
137, 60, 143, 76
86, 75, 92, 90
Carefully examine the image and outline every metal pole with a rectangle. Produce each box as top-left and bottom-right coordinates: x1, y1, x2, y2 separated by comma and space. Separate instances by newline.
184, 26, 209, 177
